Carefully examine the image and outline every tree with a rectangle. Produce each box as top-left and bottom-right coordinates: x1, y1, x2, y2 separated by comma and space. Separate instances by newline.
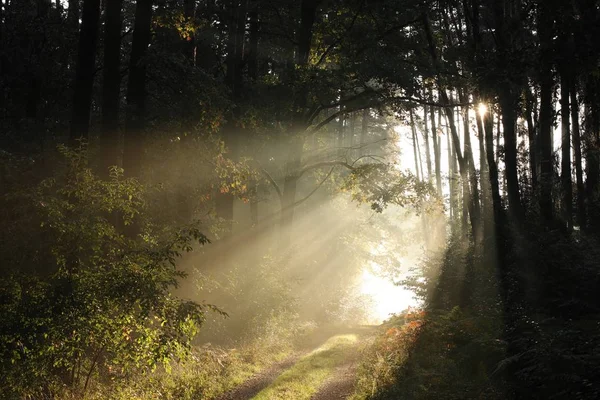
69, 0, 101, 143
123, 0, 153, 177
99, 0, 124, 176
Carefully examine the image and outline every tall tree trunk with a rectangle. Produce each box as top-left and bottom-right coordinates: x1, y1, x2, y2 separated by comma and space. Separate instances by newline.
247, 1, 259, 81
248, 3, 259, 228
430, 104, 442, 195
572, 82, 585, 228
484, 106, 502, 223
360, 108, 369, 155
69, 0, 101, 144
410, 109, 421, 182
67, 0, 80, 70
525, 88, 538, 190
183, 0, 196, 63
499, 87, 524, 219
423, 104, 432, 181
447, 116, 456, 223
476, 96, 492, 235
462, 94, 482, 240
99, 0, 123, 176
279, 0, 317, 247
560, 69, 573, 230
123, 0, 152, 177
538, 1, 555, 223
216, 0, 247, 235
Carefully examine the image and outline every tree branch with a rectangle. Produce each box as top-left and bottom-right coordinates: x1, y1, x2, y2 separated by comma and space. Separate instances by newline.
297, 160, 355, 179
314, 0, 365, 67
254, 163, 282, 201
285, 167, 336, 210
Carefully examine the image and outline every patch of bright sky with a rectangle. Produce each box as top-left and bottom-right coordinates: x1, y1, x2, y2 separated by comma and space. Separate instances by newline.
393, 102, 565, 206
360, 262, 420, 324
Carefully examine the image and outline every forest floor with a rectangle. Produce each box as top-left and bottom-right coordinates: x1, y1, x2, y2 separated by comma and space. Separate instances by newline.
216, 326, 376, 400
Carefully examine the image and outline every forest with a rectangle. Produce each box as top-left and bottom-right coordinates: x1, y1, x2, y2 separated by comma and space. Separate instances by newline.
1, 0, 600, 398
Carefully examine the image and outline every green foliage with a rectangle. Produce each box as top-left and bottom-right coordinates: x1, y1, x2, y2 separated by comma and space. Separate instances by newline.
0, 145, 217, 399
342, 163, 440, 213
84, 309, 306, 400
353, 307, 506, 400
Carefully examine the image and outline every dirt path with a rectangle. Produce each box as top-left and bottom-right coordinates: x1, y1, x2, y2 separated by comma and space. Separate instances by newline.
310, 353, 360, 400
216, 326, 374, 400
214, 353, 304, 400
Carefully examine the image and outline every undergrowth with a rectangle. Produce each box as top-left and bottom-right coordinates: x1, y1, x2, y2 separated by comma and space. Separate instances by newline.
84, 311, 311, 399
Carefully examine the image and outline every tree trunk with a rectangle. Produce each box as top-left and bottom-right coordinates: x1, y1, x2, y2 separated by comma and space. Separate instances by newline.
248, 2, 259, 228
430, 104, 442, 195
499, 87, 524, 219
410, 109, 421, 182
423, 104, 432, 181
484, 106, 502, 222
279, 0, 317, 247
525, 88, 538, 190
99, 0, 123, 177
538, 1, 555, 223
69, 0, 101, 144
216, 0, 248, 236
476, 96, 492, 235
67, 0, 80, 70
123, 0, 152, 177
247, 1, 259, 81
461, 93, 482, 240
572, 82, 585, 228
183, 0, 196, 63
560, 68, 573, 230
360, 108, 369, 155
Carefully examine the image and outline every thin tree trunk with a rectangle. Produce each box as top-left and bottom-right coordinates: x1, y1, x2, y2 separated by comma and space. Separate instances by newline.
430, 104, 442, 194
525, 88, 538, 190
484, 105, 502, 222
248, 3, 259, 228
410, 109, 421, 181
538, 0, 555, 223
476, 96, 492, 234
99, 0, 123, 176
280, 0, 317, 247
423, 104, 432, 181
183, 0, 196, 63
216, 0, 247, 235
462, 94, 482, 239
69, 0, 101, 144
123, 0, 152, 177
360, 108, 369, 156
572, 81, 585, 228
499, 87, 524, 219
560, 69, 573, 230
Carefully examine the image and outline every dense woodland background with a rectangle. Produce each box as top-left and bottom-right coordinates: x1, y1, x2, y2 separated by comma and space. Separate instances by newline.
2, 0, 600, 398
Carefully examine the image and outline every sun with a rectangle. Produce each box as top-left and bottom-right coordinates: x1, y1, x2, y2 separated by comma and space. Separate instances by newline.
478, 103, 488, 118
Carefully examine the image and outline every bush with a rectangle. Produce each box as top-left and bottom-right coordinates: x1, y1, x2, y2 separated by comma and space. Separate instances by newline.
0, 145, 216, 399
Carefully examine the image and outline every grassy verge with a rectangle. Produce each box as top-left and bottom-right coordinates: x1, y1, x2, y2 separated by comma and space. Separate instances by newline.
83, 312, 314, 400
252, 334, 359, 400
86, 339, 293, 400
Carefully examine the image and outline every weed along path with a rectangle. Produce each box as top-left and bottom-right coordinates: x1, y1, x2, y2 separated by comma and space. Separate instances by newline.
216, 327, 374, 400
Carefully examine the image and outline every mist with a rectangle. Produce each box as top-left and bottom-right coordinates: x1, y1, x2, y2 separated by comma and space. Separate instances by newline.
3, 0, 600, 398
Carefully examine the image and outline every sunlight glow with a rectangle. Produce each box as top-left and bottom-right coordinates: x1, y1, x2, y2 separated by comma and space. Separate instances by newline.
360, 267, 419, 323
478, 103, 488, 118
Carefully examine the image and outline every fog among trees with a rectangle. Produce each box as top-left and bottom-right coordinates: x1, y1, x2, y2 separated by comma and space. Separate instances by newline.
2, 0, 600, 399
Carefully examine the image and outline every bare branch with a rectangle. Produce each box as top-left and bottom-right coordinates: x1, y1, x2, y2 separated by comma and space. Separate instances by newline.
253, 163, 282, 201
285, 167, 336, 210
297, 160, 355, 179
